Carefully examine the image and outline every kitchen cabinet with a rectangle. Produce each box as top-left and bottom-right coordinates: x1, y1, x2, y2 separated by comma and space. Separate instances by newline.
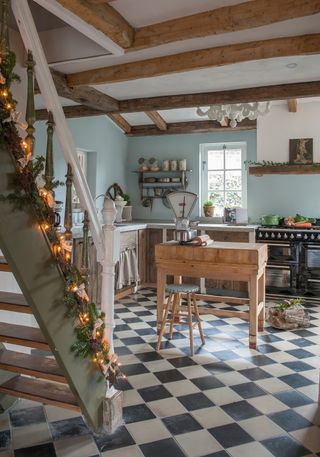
135, 170, 192, 208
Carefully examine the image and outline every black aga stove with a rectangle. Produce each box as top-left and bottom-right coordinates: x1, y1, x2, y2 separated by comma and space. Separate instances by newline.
256, 226, 320, 299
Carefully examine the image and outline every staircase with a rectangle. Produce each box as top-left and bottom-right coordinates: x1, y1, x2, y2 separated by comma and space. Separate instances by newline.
0, 143, 105, 430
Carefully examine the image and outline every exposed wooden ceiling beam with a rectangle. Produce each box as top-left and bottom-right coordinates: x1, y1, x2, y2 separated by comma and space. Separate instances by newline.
118, 81, 320, 113
35, 105, 104, 121
107, 113, 132, 133
49, 70, 119, 112
56, 0, 134, 49
127, 119, 256, 136
145, 111, 167, 131
132, 0, 320, 51
67, 34, 320, 86
288, 99, 298, 112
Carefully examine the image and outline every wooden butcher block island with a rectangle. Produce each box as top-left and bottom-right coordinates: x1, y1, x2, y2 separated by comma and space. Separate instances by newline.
155, 241, 268, 349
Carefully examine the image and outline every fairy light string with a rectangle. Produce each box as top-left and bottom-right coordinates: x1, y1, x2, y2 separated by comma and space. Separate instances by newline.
0, 48, 124, 385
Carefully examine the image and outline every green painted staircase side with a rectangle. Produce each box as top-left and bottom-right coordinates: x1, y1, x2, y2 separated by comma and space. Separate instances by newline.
0, 144, 105, 431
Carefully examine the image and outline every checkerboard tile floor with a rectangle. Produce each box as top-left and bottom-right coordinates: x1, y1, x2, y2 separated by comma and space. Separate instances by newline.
0, 288, 320, 457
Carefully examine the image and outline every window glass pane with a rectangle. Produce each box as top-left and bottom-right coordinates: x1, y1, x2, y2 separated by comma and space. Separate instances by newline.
208, 171, 224, 191
209, 191, 224, 208
225, 170, 242, 190
225, 149, 242, 169
225, 191, 242, 207
208, 150, 224, 169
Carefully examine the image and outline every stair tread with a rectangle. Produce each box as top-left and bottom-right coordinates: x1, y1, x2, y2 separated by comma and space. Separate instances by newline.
0, 258, 11, 272
0, 375, 79, 411
0, 349, 66, 383
0, 292, 32, 313
0, 322, 49, 349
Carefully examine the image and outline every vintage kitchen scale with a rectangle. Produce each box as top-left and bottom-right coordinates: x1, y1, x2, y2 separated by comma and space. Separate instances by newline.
166, 191, 198, 242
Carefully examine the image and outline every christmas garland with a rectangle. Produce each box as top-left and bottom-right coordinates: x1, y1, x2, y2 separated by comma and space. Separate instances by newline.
0, 51, 124, 386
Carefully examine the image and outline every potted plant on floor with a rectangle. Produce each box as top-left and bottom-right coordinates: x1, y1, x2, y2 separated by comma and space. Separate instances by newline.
203, 199, 215, 217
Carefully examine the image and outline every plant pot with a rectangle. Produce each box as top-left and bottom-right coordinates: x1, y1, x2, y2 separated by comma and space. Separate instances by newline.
203, 205, 215, 217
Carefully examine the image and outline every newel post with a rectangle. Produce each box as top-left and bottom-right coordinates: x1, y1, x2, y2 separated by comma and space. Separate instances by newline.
101, 197, 120, 353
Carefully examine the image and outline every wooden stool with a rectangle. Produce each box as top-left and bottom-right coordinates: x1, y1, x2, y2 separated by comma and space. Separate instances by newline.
156, 284, 205, 356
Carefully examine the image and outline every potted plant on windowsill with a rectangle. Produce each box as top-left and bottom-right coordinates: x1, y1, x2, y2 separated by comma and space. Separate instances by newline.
203, 200, 215, 217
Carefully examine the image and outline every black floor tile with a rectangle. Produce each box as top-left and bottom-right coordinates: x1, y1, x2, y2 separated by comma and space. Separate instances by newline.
209, 423, 254, 448
114, 324, 131, 332
10, 407, 46, 427
190, 375, 224, 391
290, 338, 316, 348
213, 350, 238, 361
239, 367, 272, 381
116, 346, 132, 356
286, 349, 314, 359
136, 328, 157, 336
202, 452, 230, 457
261, 435, 309, 457
269, 409, 312, 432
279, 373, 314, 389
177, 392, 214, 411
245, 355, 276, 366
140, 438, 186, 457
135, 352, 164, 362
258, 344, 280, 354
114, 377, 133, 391
0, 430, 10, 449
135, 310, 154, 316
49, 417, 90, 440
231, 382, 266, 399
123, 363, 150, 376
94, 426, 135, 452
123, 317, 143, 324
221, 400, 262, 421
14, 443, 57, 457
138, 385, 172, 402
162, 413, 202, 435
202, 362, 233, 374
283, 361, 314, 372
154, 369, 186, 383
274, 391, 314, 408
120, 336, 146, 345
123, 404, 156, 424
169, 357, 197, 368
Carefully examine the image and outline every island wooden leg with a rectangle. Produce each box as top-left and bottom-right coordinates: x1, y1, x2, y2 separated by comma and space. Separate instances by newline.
157, 268, 166, 334
249, 274, 259, 350
258, 271, 266, 332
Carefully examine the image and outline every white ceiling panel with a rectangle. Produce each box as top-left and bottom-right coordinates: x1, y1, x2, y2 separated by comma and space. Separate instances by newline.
122, 112, 152, 125
35, 95, 79, 110
111, 0, 247, 27
93, 55, 320, 100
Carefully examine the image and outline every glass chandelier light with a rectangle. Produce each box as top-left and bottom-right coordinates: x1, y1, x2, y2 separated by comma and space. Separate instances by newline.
196, 101, 270, 128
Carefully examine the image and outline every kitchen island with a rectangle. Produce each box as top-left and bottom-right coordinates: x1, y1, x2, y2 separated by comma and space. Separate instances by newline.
155, 241, 268, 349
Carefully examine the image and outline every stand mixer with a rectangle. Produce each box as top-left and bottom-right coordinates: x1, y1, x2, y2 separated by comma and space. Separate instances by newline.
166, 191, 198, 242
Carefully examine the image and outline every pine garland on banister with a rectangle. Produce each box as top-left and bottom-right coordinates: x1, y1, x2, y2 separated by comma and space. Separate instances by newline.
0, 50, 124, 386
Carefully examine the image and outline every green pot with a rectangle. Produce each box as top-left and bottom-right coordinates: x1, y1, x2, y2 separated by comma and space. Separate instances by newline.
260, 214, 280, 226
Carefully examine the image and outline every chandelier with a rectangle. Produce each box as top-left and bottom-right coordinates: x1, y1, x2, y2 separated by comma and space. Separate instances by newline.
196, 101, 271, 128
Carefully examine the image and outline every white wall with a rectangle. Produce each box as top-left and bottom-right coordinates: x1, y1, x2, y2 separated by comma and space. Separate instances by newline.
257, 100, 320, 161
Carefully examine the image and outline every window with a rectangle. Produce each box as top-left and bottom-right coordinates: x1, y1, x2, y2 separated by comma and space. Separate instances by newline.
200, 142, 247, 216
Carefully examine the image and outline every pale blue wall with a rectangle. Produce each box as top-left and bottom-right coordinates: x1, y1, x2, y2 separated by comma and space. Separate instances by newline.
35, 115, 128, 211
127, 130, 257, 221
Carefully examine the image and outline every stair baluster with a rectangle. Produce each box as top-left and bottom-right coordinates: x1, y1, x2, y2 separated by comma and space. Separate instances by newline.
25, 51, 35, 158
44, 111, 55, 193
0, 0, 10, 58
81, 210, 90, 287
64, 163, 73, 244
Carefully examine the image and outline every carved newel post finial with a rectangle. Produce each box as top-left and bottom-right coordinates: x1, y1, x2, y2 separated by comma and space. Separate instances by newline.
102, 197, 117, 227
25, 50, 36, 157
45, 111, 55, 192
0, 0, 10, 59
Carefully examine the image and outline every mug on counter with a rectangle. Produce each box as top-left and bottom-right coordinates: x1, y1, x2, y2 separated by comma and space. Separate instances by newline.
170, 160, 178, 171
179, 159, 187, 171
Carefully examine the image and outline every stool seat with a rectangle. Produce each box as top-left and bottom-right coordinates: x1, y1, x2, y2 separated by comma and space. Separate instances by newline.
165, 284, 199, 294
157, 284, 204, 356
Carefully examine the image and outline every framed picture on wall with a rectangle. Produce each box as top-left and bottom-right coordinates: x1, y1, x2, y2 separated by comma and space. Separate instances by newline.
289, 138, 313, 164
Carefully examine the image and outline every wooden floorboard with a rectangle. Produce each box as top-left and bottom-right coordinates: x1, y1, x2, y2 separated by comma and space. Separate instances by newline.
0, 323, 49, 350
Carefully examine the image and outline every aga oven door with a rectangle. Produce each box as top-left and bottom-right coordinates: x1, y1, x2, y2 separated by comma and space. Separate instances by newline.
301, 243, 320, 296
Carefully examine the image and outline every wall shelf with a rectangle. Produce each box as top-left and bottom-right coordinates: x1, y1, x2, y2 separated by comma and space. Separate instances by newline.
249, 164, 320, 176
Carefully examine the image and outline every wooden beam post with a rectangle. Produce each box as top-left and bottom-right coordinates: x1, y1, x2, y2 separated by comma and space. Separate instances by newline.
107, 113, 131, 133
287, 99, 298, 112
145, 111, 167, 131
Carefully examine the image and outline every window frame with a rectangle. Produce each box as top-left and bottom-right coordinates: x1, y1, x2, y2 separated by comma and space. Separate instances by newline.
199, 142, 247, 216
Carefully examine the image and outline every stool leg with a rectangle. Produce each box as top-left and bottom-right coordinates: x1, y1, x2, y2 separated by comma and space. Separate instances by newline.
187, 293, 194, 356
192, 293, 205, 346
156, 293, 173, 350
169, 293, 178, 339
